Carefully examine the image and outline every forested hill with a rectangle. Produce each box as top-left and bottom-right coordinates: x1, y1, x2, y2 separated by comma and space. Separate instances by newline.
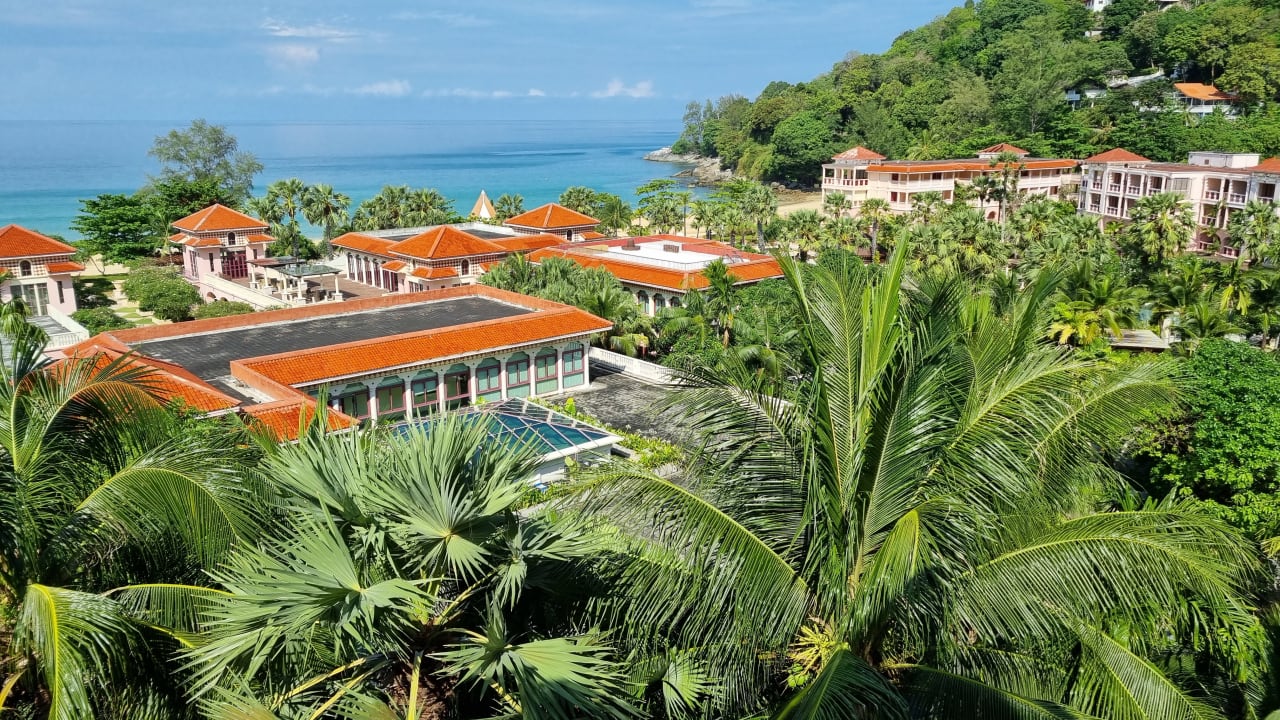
674, 0, 1280, 184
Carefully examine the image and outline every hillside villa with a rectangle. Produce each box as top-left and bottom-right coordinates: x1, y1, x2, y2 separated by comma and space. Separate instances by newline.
820, 144, 1078, 219
528, 235, 785, 316
1077, 148, 1280, 257
1171, 83, 1239, 118
0, 224, 88, 349
58, 285, 619, 477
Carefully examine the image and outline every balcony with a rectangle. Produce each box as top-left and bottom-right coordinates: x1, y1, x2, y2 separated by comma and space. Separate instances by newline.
1105, 206, 1123, 217
1107, 184, 1122, 192
1203, 190, 1222, 201
1088, 204, 1101, 214
1229, 193, 1247, 204
822, 178, 868, 188
1146, 186, 1163, 196
1125, 186, 1142, 196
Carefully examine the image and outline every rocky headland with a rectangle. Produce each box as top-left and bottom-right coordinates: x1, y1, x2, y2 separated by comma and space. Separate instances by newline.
644, 147, 734, 186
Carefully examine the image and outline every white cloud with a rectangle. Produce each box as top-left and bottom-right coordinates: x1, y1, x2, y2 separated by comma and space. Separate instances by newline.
265, 44, 320, 69
421, 87, 545, 99
262, 19, 361, 41
351, 80, 412, 97
591, 79, 655, 98
392, 10, 491, 27
527, 88, 547, 97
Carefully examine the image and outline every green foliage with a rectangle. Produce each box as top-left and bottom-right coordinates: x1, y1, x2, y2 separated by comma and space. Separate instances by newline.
1137, 338, 1280, 537
73, 277, 116, 310
347, 185, 458, 231
494, 193, 525, 222
148, 119, 263, 204
70, 308, 132, 335
192, 300, 255, 320
120, 263, 201, 322
558, 185, 599, 214
70, 194, 163, 263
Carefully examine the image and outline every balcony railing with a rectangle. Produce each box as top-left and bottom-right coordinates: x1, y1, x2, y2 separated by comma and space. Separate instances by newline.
1204, 190, 1222, 201
1088, 205, 1101, 213
1229, 193, 1247, 204
822, 178, 868, 188
1107, 184, 1122, 192
1125, 186, 1142, 196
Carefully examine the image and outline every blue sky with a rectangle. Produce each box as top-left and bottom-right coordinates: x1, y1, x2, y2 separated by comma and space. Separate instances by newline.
1, 0, 959, 126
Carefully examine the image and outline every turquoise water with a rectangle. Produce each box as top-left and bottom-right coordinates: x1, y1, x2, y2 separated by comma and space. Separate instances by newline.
0, 120, 688, 239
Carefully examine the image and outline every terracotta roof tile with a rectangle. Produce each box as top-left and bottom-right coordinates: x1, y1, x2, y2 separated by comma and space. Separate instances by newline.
1174, 83, 1237, 102
490, 233, 566, 252
243, 399, 358, 441
183, 236, 223, 248
979, 143, 1028, 155
0, 225, 77, 259
46, 261, 84, 273
1253, 157, 1280, 173
578, 231, 607, 241
246, 233, 275, 243
1084, 148, 1151, 163
866, 159, 1076, 173
172, 204, 268, 233
832, 146, 886, 161
505, 203, 599, 229
61, 344, 241, 413
332, 232, 399, 257
381, 260, 408, 272
233, 307, 611, 386
391, 226, 506, 260
411, 266, 458, 279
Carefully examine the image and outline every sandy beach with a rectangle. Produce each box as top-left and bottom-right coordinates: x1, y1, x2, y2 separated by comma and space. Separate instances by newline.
776, 190, 823, 217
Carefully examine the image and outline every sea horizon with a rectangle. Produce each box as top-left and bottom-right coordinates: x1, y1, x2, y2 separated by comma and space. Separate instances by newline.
0, 119, 688, 240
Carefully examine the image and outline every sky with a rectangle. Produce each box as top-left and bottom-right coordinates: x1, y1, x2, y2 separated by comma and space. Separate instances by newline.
0, 0, 959, 128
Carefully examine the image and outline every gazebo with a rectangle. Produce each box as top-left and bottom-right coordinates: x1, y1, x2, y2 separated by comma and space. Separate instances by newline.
248, 258, 343, 304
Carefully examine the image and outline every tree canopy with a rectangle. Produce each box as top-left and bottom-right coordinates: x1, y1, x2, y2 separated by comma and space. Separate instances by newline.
148, 119, 263, 204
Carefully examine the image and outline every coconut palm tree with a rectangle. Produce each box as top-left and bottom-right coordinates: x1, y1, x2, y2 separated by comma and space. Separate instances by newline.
594, 194, 633, 237
267, 178, 307, 227
689, 199, 718, 240
1128, 192, 1195, 269
1175, 301, 1244, 348
730, 180, 777, 254
1057, 259, 1145, 339
1146, 258, 1215, 338
1229, 199, 1280, 265
0, 320, 261, 719
558, 186, 599, 215
301, 183, 351, 244
406, 187, 452, 227
575, 248, 1263, 719
245, 194, 284, 227
906, 128, 943, 161
181, 416, 632, 719
909, 191, 946, 225
494, 194, 525, 223
859, 197, 892, 263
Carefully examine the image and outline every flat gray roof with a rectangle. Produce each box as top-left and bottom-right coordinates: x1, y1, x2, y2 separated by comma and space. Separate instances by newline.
132, 296, 531, 400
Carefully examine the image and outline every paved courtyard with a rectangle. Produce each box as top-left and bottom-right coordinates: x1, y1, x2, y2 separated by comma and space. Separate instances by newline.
566, 366, 696, 446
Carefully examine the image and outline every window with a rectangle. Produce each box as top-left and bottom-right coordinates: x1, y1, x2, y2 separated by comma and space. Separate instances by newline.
226, 232, 236, 245
376, 381, 405, 416
507, 354, 530, 387
56, 281, 64, 305
411, 374, 439, 409
563, 346, 584, 374
208, 253, 215, 272
461, 259, 471, 275
476, 360, 501, 393
18, 261, 31, 277
443, 365, 470, 408
536, 350, 558, 380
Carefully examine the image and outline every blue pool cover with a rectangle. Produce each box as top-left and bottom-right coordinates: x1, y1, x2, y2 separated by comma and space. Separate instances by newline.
395, 399, 615, 457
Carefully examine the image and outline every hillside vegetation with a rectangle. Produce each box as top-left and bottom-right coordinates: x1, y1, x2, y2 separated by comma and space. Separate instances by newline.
674, 0, 1280, 183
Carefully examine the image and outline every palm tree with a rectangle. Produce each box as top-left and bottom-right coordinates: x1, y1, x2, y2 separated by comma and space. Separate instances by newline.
576, 248, 1262, 719
859, 197, 891, 263
1048, 300, 1104, 346
301, 183, 351, 245
558, 185, 599, 214
245, 194, 284, 227
1229, 199, 1280, 264
494, 194, 525, 223
406, 187, 452, 227
0, 320, 260, 719
267, 178, 307, 227
1175, 301, 1244, 348
1146, 257, 1215, 338
822, 192, 852, 219
689, 199, 718, 240
182, 416, 633, 718
1128, 192, 1195, 269
786, 209, 824, 263
1057, 259, 1145, 339
731, 180, 777, 254
909, 191, 946, 225
595, 194, 633, 237
906, 128, 943, 161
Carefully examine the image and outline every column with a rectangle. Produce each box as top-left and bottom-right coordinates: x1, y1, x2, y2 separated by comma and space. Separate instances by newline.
438, 370, 447, 414
582, 348, 591, 387
331, 394, 342, 413
401, 374, 415, 422
468, 361, 479, 404
498, 354, 509, 400
555, 346, 565, 393
366, 381, 379, 425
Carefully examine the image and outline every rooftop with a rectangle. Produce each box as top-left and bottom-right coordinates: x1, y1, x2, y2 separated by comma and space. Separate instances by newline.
830, 145, 886, 162
1173, 82, 1237, 102
172, 204, 268, 233
0, 225, 77, 259
505, 203, 600, 230
128, 294, 533, 400
528, 235, 784, 292
1084, 148, 1152, 164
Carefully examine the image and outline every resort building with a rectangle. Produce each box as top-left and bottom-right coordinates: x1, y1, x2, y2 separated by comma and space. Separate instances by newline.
332, 224, 564, 294
170, 204, 286, 308
0, 224, 88, 349
504, 203, 601, 242
821, 144, 1078, 219
1172, 83, 1239, 118
1077, 148, 1279, 257
527, 235, 785, 316
62, 285, 613, 452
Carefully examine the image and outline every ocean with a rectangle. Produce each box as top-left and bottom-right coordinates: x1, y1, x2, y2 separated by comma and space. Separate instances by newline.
0, 119, 690, 240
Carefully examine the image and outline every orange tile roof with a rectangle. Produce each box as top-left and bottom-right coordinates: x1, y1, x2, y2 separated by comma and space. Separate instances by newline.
62, 343, 240, 413
832, 146, 885, 161
578, 231, 607, 241
183, 236, 223, 248
527, 241, 784, 292
1174, 83, 1237, 102
1253, 157, 1280, 173
505, 203, 600, 230
46, 261, 84, 273
246, 233, 275, 243
490, 233, 566, 252
234, 307, 611, 386
979, 143, 1028, 155
172, 204, 268, 233
381, 260, 408, 272
243, 399, 358, 441
331, 232, 399, 257
1084, 148, 1151, 163
0, 225, 77, 259
169, 232, 185, 243
411, 266, 458, 279
391, 226, 506, 260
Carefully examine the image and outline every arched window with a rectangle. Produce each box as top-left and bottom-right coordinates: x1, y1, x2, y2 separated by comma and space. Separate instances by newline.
226, 232, 236, 245
460, 259, 471, 276
18, 261, 31, 277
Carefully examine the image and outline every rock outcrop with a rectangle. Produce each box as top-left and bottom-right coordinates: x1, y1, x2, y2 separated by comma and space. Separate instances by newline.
644, 147, 734, 186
